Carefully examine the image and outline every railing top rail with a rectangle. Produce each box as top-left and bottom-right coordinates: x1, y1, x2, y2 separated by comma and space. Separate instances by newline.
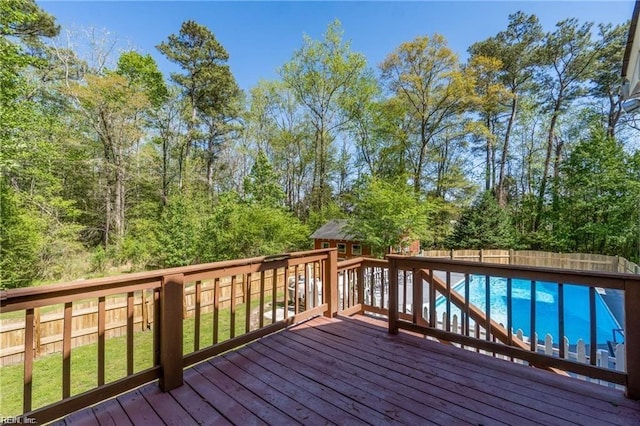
386, 255, 640, 289
1, 249, 336, 312
337, 257, 364, 269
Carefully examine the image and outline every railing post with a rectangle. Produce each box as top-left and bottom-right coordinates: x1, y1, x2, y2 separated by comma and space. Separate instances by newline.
388, 257, 399, 335
625, 279, 640, 400
324, 249, 338, 317
412, 268, 424, 326
160, 273, 184, 392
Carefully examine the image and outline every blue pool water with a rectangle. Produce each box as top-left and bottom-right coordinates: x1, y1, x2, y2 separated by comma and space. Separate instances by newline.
434, 276, 622, 345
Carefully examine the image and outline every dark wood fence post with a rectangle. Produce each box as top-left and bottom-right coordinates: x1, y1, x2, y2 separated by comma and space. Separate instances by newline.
412, 268, 424, 326
625, 279, 640, 400
160, 273, 184, 392
357, 261, 365, 314
324, 249, 338, 317
388, 257, 399, 335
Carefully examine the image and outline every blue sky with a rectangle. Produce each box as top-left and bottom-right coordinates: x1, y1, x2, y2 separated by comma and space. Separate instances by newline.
38, 1, 636, 91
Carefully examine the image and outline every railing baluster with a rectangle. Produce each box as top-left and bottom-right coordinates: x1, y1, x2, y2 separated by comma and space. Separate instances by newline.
213, 278, 220, 344
245, 273, 252, 333
259, 271, 265, 328
271, 269, 277, 324
589, 286, 597, 366
507, 278, 513, 350
350, 268, 355, 308
153, 288, 160, 366
530, 280, 537, 352
314, 261, 320, 308
369, 267, 374, 307
446, 271, 451, 332
357, 263, 364, 313
98, 296, 105, 385
381, 268, 386, 310
302, 263, 313, 311
412, 268, 422, 325
558, 283, 565, 359
484, 276, 491, 342
284, 266, 289, 319
464, 274, 470, 337
127, 292, 134, 375
388, 258, 399, 334
24, 308, 34, 413
194, 280, 201, 351
230, 275, 237, 338
294, 265, 299, 314
429, 269, 436, 329
63, 302, 72, 399
402, 269, 408, 314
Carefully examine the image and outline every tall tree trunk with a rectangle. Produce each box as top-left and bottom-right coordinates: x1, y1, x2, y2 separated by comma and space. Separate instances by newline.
498, 95, 518, 206
414, 121, 427, 194
114, 163, 125, 242
535, 100, 561, 231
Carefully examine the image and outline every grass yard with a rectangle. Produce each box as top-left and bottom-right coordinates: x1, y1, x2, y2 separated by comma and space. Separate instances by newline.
0, 300, 262, 417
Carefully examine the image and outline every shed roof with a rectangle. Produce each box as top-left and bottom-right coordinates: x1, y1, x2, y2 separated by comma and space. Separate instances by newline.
310, 219, 358, 241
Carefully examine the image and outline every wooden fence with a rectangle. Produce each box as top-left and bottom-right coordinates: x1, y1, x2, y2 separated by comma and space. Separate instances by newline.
0, 249, 335, 423
0, 270, 293, 366
421, 249, 640, 274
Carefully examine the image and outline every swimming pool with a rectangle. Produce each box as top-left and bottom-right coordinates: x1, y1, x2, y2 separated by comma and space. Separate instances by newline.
434, 275, 623, 345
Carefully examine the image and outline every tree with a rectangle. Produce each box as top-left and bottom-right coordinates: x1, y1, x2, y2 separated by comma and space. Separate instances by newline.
469, 12, 543, 205
116, 51, 168, 108
535, 19, 599, 228
280, 20, 369, 211
1, 0, 59, 170
466, 55, 511, 192
157, 20, 240, 190
200, 192, 309, 261
380, 34, 473, 194
0, 183, 42, 288
348, 177, 429, 257
66, 72, 151, 245
558, 127, 639, 258
243, 150, 285, 207
447, 191, 516, 249
589, 21, 629, 138
244, 80, 314, 217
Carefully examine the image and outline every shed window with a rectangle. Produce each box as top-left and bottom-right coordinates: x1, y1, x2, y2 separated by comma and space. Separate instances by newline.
351, 244, 362, 255
321, 242, 330, 249
337, 243, 346, 254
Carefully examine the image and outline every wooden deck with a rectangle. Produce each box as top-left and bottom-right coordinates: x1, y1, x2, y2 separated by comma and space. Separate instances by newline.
54, 315, 640, 426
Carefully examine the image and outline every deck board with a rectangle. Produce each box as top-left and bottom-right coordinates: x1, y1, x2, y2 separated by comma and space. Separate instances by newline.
347, 314, 640, 423
309, 315, 628, 425
59, 314, 640, 425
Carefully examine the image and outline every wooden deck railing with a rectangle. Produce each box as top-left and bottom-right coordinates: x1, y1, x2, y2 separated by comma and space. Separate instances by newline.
0, 248, 338, 424
336, 255, 640, 400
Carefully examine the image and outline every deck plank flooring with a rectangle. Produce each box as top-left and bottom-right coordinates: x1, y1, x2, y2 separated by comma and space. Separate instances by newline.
57, 314, 640, 425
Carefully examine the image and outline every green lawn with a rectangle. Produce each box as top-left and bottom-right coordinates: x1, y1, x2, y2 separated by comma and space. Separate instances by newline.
0, 300, 273, 417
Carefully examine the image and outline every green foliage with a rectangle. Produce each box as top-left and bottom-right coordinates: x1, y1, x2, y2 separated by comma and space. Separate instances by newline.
0, 183, 43, 288
154, 195, 202, 267
348, 177, 429, 256
200, 192, 309, 261
280, 19, 369, 211
557, 127, 640, 259
447, 191, 516, 250
116, 51, 168, 108
243, 150, 285, 207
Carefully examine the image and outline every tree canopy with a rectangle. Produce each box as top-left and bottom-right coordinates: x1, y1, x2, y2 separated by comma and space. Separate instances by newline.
2, 5, 638, 289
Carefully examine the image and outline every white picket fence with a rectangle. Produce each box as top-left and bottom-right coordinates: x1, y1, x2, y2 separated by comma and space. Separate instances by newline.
429, 310, 626, 388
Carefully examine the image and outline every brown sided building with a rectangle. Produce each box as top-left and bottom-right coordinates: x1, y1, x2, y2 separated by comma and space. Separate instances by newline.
310, 219, 371, 260
310, 219, 420, 260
